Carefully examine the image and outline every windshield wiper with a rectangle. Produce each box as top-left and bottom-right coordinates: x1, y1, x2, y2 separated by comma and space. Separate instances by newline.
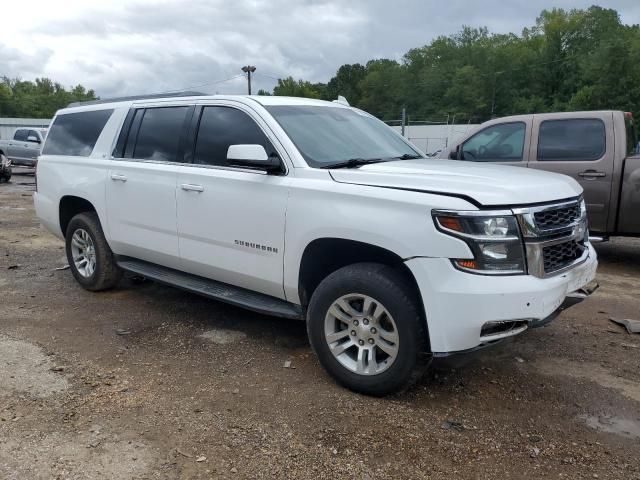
320, 158, 386, 169
391, 153, 423, 160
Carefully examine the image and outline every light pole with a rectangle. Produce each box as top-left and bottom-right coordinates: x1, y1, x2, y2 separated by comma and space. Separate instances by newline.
241, 66, 256, 95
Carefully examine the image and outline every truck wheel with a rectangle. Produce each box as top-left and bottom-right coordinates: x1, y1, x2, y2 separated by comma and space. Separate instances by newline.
307, 263, 427, 396
65, 212, 122, 291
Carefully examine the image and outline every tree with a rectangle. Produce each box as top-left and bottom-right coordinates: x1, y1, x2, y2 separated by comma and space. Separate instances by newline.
324, 64, 366, 104
258, 6, 640, 121
272, 77, 321, 98
0, 77, 97, 118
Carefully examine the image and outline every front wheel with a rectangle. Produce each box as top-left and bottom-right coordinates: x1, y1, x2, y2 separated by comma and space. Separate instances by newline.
307, 263, 427, 396
65, 212, 122, 291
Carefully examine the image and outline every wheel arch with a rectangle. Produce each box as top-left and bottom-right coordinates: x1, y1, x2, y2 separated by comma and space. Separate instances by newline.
59, 195, 97, 236
297, 237, 429, 349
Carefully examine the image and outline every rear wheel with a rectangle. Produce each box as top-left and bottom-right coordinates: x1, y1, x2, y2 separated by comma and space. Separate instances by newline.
65, 212, 122, 291
307, 263, 427, 396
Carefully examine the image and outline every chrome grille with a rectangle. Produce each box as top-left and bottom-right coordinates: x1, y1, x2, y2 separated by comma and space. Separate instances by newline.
534, 204, 581, 231
513, 197, 589, 278
543, 240, 583, 273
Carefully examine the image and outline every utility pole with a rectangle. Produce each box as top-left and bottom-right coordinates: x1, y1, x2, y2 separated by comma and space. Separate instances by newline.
241, 66, 256, 95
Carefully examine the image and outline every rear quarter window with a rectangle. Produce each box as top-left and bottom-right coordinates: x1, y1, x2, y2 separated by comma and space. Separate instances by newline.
42, 109, 114, 157
537, 119, 605, 161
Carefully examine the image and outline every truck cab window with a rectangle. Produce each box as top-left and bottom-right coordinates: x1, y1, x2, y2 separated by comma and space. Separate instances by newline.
461, 122, 525, 162
537, 119, 605, 161
193, 106, 276, 167
13, 129, 28, 141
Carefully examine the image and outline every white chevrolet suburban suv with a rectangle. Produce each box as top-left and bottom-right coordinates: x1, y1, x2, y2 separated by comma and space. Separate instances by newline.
34, 94, 598, 395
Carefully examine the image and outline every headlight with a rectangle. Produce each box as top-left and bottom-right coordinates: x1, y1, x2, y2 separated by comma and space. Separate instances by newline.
433, 210, 526, 275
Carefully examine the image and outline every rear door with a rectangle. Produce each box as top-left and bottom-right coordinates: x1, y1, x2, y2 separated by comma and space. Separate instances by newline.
528, 113, 613, 232
106, 105, 193, 269
176, 103, 290, 298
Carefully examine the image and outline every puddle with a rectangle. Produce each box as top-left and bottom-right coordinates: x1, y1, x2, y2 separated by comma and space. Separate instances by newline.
0, 335, 69, 397
581, 414, 640, 440
199, 328, 247, 345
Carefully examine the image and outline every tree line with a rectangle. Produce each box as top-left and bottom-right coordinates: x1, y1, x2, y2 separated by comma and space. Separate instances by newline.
0, 77, 96, 118
262, 6, 640, 123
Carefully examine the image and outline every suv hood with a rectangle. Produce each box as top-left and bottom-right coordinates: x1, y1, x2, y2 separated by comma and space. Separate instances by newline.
329, 159, 582, 207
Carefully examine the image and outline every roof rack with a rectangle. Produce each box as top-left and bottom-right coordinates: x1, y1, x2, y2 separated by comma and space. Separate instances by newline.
67, 91, 209, 108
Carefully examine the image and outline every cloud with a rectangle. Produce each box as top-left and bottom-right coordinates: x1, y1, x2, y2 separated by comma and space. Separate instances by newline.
0, 0, 638, 99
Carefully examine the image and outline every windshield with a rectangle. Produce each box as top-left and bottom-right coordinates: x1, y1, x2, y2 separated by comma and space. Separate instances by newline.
265, 105, 422, 168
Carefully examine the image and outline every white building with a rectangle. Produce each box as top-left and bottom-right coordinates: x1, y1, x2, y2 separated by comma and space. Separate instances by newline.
391, 123, 479, 155
0, 118, 51, 140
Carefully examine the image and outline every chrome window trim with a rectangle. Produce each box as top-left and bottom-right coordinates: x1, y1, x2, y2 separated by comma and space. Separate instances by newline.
110, 157, 270, 175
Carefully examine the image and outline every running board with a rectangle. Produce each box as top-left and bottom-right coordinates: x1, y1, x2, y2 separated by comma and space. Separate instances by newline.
115, 257, 303, 320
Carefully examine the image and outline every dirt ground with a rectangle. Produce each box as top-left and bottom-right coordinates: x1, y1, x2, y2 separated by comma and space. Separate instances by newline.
1, 169, 639, 480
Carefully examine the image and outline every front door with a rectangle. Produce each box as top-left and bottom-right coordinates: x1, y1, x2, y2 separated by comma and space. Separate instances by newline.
106, 105, 192, 269
26, 130, 42, 162
457, 119, 531, 168
8, 129, 29, 163
177, 104, 290, 298
528, 113, 614, 233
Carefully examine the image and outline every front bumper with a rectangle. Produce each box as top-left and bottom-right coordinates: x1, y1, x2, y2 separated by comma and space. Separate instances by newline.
405, 243, 598, 354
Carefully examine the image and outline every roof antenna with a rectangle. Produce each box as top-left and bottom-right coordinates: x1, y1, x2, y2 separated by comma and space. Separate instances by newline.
333, 95, 350, 106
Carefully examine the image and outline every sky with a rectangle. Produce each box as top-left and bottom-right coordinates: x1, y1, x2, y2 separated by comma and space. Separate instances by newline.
0, 0, 638, 99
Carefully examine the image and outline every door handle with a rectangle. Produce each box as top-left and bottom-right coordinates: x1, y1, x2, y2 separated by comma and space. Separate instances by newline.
578, 170, 606, 180
181, 183, 204, 192
110, 173, 128, 182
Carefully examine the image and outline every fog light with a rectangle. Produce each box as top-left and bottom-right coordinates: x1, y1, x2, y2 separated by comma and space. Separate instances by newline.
480, 243, 508, 260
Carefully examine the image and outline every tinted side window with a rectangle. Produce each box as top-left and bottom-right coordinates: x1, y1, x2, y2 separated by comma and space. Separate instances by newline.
132, 107, 189, 162
461, 122, 525, 162
538, 119, 605, 161
42, 109, 114, 156
27, 130, 40, 142
13, 129, 28, 141
194, 106, 274, 166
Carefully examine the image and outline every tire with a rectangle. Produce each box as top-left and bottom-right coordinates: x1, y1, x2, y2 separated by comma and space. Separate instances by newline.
307, 263, 427, 396
65, 212, 122, 291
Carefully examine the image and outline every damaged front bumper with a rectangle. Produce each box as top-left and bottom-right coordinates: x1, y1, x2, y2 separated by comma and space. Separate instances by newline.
528, 280, 599, 329
432, 280, 599, 359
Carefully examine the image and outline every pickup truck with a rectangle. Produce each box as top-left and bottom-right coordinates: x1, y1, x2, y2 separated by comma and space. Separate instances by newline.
442, 111, 640, 239
34, 94, 597, 395
0, 127, 48, 167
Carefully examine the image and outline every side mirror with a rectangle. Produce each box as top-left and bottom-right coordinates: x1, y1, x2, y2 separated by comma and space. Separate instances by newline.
227, 144, 281, 173
449, 145, 460, 160
27, 135, 41, 143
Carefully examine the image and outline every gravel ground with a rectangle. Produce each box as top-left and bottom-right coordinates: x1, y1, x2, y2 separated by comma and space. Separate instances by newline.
1, 170, 639, 479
